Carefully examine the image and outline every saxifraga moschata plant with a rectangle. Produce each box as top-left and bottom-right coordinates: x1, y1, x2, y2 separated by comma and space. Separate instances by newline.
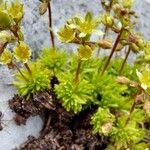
0, 0, 52, 99
0, 0, 150, 149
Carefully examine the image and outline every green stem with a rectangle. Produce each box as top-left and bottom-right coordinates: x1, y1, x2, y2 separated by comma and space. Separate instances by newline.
100, 28, 124, 76
74, 60, 82, 82
48, 1, 55, 49
119, 47, 131, 75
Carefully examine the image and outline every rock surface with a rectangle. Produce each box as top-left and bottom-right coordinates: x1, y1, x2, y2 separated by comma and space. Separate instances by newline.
20, 0, 150, 54
0, 66, 43, 150
0, 0, 150, 149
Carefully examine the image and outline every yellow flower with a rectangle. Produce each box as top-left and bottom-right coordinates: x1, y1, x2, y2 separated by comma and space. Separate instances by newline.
144, 42, 150, 61
136, 66, 150, 90
0, 49, 13, 65
58, 26, 75, 43
0, 31, 15, 42
8, 1, 24, 23
13, 41, 31, 63
75, 12, 101, 37
78, 45, 93, 60
0, 10, 12, 30
123, 0, 134, 9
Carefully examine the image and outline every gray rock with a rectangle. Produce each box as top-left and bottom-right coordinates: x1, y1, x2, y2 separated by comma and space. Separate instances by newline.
0, 0, 150, 149
0, 66, 43, 150
19, 0, 150, 54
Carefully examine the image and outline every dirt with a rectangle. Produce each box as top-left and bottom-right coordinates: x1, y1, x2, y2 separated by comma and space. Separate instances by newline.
9, 76, 108, 150
10, 91, 107, 150
9, 76, 149, 150
15, 103, 107, 150
0, 111, 3, 131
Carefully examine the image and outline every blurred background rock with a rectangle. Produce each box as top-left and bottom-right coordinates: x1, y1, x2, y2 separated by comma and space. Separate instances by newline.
19, 0, 150, 56
0, 0, 150, 149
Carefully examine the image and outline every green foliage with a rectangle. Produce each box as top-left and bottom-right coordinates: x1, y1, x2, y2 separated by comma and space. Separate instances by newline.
91, 107, 115, 135
38, 48, 67, 75
55, 72, 94, 113
110, 124, 146, 150
91, 73, 131, 111
14, 62, 51, 99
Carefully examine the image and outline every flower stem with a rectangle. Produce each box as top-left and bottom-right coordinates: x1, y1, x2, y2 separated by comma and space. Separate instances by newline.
10, 25, 20, 44
124, 100, 136, 126
0, 42, 8, 55
97, 0, 113, 57
14, 63, 28, 81
119, 46, 131, 75
48, 1, 55, 49
24, 63, 32, 75
97, 26, 108, 57
74, 60, 82, 82
100, 28, 124, 76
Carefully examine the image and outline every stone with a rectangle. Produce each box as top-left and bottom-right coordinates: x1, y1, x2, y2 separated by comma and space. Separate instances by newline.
0, 0, 150, 149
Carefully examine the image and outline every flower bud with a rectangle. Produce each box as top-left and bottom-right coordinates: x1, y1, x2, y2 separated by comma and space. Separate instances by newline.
144, 99, 150, 117
113, 4, 122, 14
115, 43, 124, 51
39, 2, 48, 15
0, 31, 14, 42
98, 39, 112, 49
8, 2, 24, 23
130, 43, 140, 53
102, 14, 114, 27
135, 94, 143, 104
78, 45, 92, 60
0, 49, 13, 65
101, 122, 113, 136
123, 0, 134, 9
116, 76, 130, 84
136, 38, 145, 49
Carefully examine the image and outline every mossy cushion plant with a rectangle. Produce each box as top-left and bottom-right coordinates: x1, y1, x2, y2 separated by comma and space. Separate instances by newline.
0, 0, 150, 149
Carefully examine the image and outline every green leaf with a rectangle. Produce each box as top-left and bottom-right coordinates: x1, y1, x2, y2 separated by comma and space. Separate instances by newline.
58, 26, 75, 43
85, 12, 93, 22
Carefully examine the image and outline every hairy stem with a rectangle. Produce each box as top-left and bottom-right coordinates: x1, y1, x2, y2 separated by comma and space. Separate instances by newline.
0, 42, 8, 55
125, 100, 136, 126
97, 26, 108, 57
119, 47, 131, 75
10, 25, 20, 44
74, 60, 82, 82
48, 1, 55, 49
24, 63, 32, 75
97, 0, 114, 57
14, 64, 28, 81
100, 28, 124, 76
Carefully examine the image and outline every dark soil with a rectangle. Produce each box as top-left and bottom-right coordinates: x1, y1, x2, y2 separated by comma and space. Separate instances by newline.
9, 77, 108, 150
0, 111, 3, 131
10, 93, 108, 150
9, 76, 150, 150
